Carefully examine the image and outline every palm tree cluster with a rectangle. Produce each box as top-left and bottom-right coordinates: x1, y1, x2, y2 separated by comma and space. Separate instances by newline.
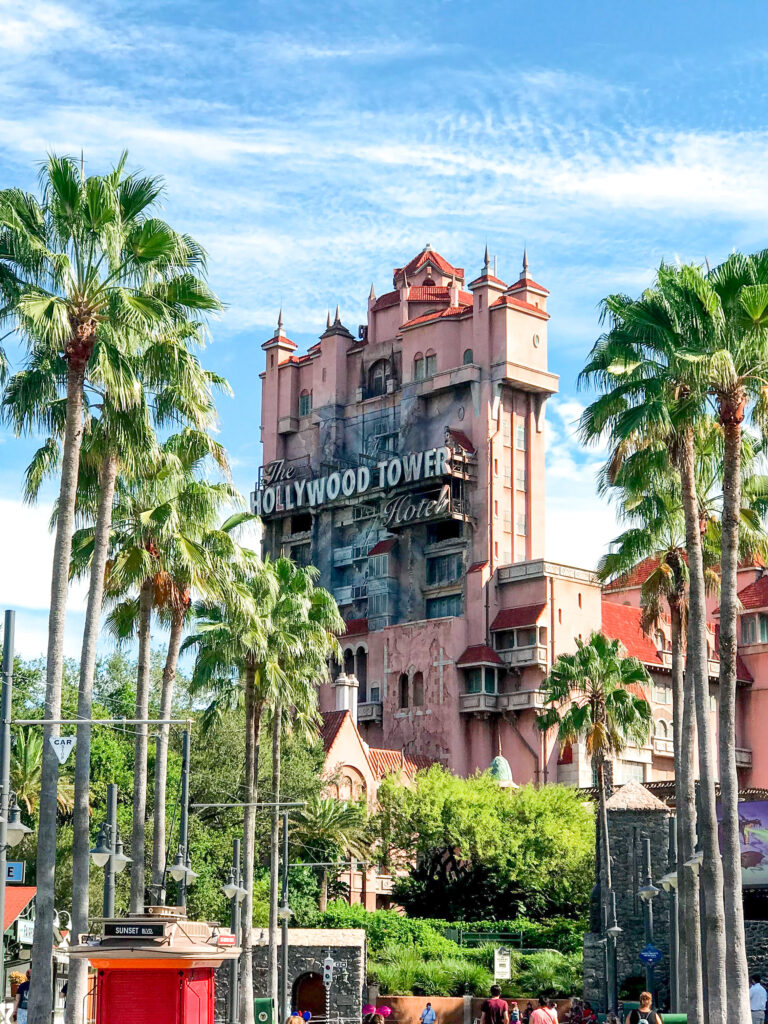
571, 255, 768, 1024
0, 154, 343, 1024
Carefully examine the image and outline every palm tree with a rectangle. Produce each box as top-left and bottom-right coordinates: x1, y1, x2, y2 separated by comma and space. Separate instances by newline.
98, 429, 234, 912
293, 795, 370, 910
579, 265, 729, 1024
0, 152, 220, 1022
537, 632, 651, 1013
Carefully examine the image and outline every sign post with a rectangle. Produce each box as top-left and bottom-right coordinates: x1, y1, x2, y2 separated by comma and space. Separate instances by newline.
494, 947, 511, 981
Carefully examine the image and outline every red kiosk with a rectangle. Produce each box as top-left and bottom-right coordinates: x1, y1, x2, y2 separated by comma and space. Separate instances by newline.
69, 906, 239, 1024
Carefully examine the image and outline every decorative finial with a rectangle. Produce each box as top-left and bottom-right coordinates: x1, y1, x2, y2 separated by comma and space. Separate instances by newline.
326, 310, 332, 329
369, 282, 376, 301
276, 308, 285, 336
483, 244, 490, 274
403, 269, 409, 289
424, 242, 431, 251
522, 248, 529, 275
497, 733, 502, 758
334, 304, 341, 325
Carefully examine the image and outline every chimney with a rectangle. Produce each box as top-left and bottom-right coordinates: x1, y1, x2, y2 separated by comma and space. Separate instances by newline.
333, 673, 360, 724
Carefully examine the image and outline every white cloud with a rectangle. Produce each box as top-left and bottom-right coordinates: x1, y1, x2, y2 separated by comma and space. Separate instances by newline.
0, 1, 82, 54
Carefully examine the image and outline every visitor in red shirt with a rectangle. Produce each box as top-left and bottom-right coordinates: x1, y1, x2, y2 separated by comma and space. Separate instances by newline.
530, 996, 554, 1024
481, 986, 510, 1024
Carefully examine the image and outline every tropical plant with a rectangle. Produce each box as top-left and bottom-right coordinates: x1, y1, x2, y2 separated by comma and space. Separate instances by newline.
536, 632, 651, 1009
578, 265, 728, 1024
0, 151, 220, 1024
293, 795, 370, 910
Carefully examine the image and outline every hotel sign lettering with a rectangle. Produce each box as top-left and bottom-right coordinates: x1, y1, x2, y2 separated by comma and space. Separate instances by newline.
254, 446, 452, 518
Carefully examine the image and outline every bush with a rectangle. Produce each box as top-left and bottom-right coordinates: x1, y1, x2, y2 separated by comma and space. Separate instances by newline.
514, 951, 582, 998
459, 917, 585, 954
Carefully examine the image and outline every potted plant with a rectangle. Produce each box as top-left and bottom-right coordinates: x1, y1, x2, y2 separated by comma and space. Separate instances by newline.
9, 971, 25, 998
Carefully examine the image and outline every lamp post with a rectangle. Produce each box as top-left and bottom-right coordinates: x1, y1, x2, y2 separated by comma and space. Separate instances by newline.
606, 890, 622, 1014
659, 819, 679, 1011
222, 838, 247, 1024
278, 811, 293, 1024
170, 729, 192, 908
638, 837, 661, 999
90, 784, 131, 917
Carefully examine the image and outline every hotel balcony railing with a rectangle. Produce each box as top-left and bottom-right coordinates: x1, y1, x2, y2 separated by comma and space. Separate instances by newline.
357, 701, 383, 724
653, 736, 674, 757
333, 546, 354, 566
333, 584, 368, 605
497, 645, 549, 669
496, 559, 598, 585
736, 747, 753, 768
496, 689, 548, 711
459, 692, 499, 715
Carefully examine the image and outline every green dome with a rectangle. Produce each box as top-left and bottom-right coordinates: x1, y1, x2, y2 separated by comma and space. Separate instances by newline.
489, 754, 514, 783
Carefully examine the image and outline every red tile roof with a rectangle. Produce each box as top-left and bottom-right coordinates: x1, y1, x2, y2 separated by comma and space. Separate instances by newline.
491, 603, 547, 630
342, 618, 368, 637
467, 560, 488, 573
402, 305, 472, 329
319, 710, 348, 753
4, 886, 36, 932
396, 249, 464, 281
601, 600, 662, 664
456, 644, 504, 667
603, 556, 663, 592
408, 286, 451, 302
467, 273, 507, 289
736, 575, 768, 611
262, 335, 297, 350
738, 655, 754, 682
367, 747, 433, 779
368, 539, 396, 556
507, 276, 550, 294
490, 294, 550, 320
447, 428, 475, 454
372, 290, 401, 312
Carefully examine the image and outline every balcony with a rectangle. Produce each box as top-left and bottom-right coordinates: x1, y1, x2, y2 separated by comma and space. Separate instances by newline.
357, 701, 383, 724
653, 737, 674, 757
497, 559, 598, 586
415, 363, 481, 397
459, 692, 498, 715
497, 645, 549, 670
736, 748, 753, 768
333, 584, 368, 606
496, 689, 547, 711
277, 415, 299, 435
333, 546, 353, 567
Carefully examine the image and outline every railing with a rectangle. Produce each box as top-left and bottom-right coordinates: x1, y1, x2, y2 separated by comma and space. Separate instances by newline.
497, 645, 549, 669
496, 689, 547, 711
333, 547, 353, 567
459, 692, 498, 714
357, 702, 383, 724
653, 737, 674, 756
497, 559, 598, 585
333, 585, 368, 605
736, 747, 753, 768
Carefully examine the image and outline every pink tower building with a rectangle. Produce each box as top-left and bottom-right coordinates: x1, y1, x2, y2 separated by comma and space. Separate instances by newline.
253, 245, 760, 792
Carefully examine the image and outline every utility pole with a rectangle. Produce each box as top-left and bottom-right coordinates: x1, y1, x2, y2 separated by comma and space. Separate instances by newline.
0, 611, 14, 1005
228, 838, 242, 1024
280, 811, 290, 1024
103, 784, 118, 918
668, 819, 679, 1011
170, 730, 194, 907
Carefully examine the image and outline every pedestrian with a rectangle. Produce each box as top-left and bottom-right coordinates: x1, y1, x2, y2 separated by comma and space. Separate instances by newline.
522, 1002, 534, 1023
751, 974, 767, 1024
530, 996, 552, 1024
582, 1003, 597, 1024
624, 991, 662, 1024
547, 1000, 559, 1023
420, 1003, 437, 1024
11, 970, 30, 1024
509, 1001, 520, 1023
481, 985, 510, 1024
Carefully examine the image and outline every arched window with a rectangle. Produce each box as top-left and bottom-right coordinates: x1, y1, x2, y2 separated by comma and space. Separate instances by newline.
463, 348, 473, 365
399, 673, 409, 709
329, 656, 341, 681
343, 648, 354, 676
369, 359, 388, 397
655, 630, 665, 651
412, 672, 424, 707
299, 389, 312, 416
355, 646, 368, 702
413, 352, 425, 381
656, 719, 668, 739
425, 349, 437, 377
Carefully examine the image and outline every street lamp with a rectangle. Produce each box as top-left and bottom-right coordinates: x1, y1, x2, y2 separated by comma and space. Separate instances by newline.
112, 839, 131, 875
224, 839, 245, 1024
6, 798, 31, 848
90, 824, 112, 868
639, 837, 660, 1000
605, 890, 621, 1014
90, 785, 131, 917
684, 850, 703, 876
169, 846, 198, 885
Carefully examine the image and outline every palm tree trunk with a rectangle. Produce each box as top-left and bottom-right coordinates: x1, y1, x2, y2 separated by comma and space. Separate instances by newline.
151, 606, 186, 897
319, 868, 328, 912
597, 756, 611, 918
670, 593, 703, 1022
29, 360, 86, 1024
130, 578, 154, 913
718, 412, 751, 1022
268, 705, 282, 1021
241, 671, 262, 1024
66, 451, 118, 1024
678, 428, 727, 1024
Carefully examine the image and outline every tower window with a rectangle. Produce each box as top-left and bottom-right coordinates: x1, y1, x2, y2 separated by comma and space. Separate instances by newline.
425, 351, 437, 376
343, 648, 354, 676
356, 646, 368, 702
399, 673, 409, 709
516, 467, 527, 490
299, 389, 312, 416
516, 422, 527, 451
463, 348, 474, 365
412, 672, 424, 706
516, 512, 527, 535
369, 359, 388, 396
413, 352, 425, 381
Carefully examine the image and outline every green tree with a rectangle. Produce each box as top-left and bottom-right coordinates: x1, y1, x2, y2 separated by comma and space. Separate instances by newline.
11, 728, 74, 814
293, 795, 370, 911
0, 151, 220, 1024
537, 631, 651, 1010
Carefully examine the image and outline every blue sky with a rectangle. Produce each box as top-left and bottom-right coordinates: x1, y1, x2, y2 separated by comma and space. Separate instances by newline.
2, 0, 768, 657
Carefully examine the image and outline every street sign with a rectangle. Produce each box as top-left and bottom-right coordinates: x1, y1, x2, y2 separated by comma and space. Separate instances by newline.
16, 918, 34, 945
104, 922, 164, 938
6, 862, 24, 883
494, 947, 512, 980
638, 943, 663, 966
49, 735, 76, 764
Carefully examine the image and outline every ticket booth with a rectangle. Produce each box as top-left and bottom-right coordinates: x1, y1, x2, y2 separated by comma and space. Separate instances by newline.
69, 907, 239, 1024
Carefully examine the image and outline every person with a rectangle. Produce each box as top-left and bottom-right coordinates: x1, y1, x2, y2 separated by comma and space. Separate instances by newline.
625, 991, 662, 1024
421, 1003, 437, 1024
751, 974, 767, 1024
509, 1002, 521, 1023
582, 1003, 597, 1024
547, 1000, 559, 1023
530, 996, 553, 1024
522, 1003, 534, 1024
12, 970, 30, 1024
481, 985, 510, 1024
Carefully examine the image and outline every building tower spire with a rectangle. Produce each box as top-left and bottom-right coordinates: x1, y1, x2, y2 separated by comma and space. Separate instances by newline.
483, 244, 490, 275
326, 309, 332, 329
369, 282, 376, 302
276, 308, 285, 337
522, 247, 530, 278
334, 304, 341, 325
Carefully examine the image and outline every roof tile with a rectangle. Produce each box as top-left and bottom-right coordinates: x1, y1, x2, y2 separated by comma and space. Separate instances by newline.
491, 603, 547, 630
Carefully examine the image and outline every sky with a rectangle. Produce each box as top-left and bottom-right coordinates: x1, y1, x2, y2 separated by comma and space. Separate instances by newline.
2, 0, 768, 657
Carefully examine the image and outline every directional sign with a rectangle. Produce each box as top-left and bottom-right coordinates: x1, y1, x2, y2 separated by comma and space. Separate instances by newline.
104, 922, 164, 938
49, 735, 76, 765
494, 947, 512, 980
6, 862, 24, 883
16, 919, 34, 945
638, 943, 663, 966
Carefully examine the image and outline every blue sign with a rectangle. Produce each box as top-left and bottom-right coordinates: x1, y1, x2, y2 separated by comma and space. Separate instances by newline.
6, 862, 24, 883
638, 943, 663, 966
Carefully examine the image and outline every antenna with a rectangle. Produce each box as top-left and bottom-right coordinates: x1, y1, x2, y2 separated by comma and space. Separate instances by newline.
80, 149, 85, 182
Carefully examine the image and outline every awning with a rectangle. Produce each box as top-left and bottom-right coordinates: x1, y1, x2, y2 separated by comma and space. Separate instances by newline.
4, 886, 36, 933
